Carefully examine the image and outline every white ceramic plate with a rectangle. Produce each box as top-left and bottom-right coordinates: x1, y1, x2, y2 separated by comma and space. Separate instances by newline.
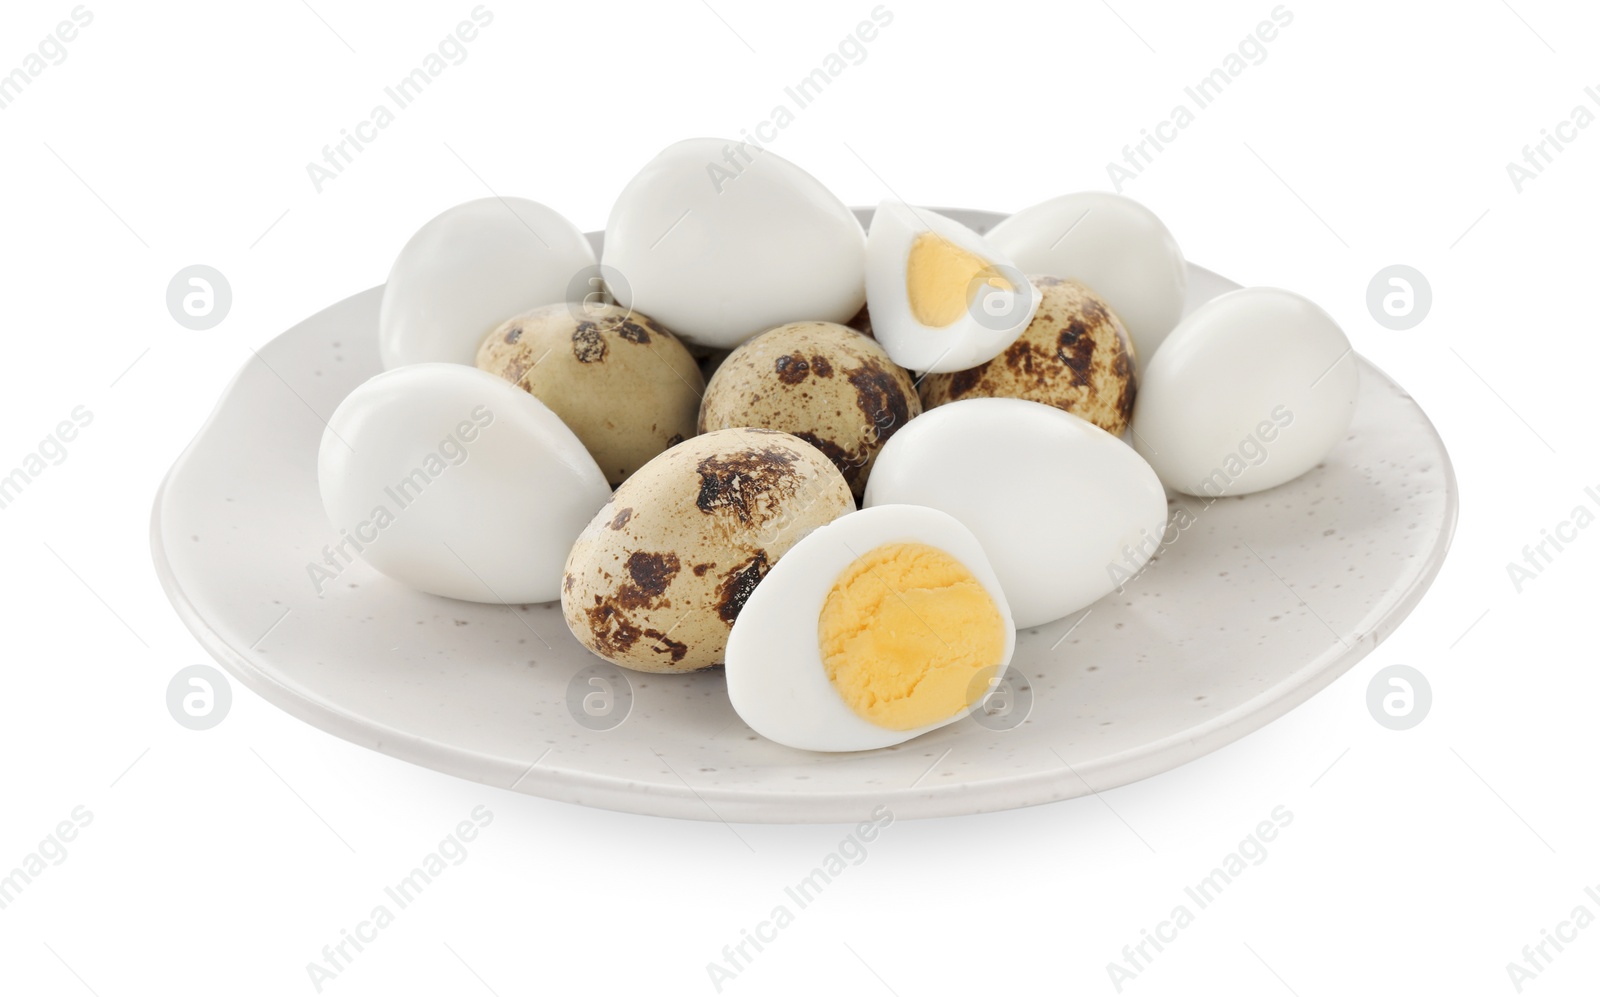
151, 209, 1456, 823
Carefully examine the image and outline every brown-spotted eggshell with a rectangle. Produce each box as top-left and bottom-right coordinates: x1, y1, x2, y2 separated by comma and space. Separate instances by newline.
561, 428, 853, 673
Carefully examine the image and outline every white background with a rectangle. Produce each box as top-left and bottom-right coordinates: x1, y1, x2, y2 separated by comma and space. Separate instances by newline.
2, 0, 1597, 994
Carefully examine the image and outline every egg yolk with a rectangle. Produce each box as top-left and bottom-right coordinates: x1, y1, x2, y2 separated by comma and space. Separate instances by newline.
818, 542, 1007, 730
906, 233, 1014, 328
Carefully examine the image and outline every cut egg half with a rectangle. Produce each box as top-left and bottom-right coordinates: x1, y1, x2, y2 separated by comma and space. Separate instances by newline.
865, 200, 1041, 374
725, 505, 1016, 752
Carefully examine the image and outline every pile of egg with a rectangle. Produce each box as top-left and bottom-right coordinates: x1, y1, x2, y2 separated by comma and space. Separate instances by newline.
319, 137, 1359, 753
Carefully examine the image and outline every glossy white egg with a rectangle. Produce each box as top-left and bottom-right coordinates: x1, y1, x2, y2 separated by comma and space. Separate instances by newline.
602, 138, 866, 350
379, 198, 596, 368
1130, 287, 1358, 497
317, 364, 610, 603
865, 398, 1168, 629
725, 505, 1015, 752
866, 200, 1040, 374
985, 192, 1186, 366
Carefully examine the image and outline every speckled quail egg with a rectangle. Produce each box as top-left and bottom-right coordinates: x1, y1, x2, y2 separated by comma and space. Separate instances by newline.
561, 428, 854, 673
476, 303, 704, 486
698, 321, 921, 499
379, 197, 596, 368
919, 276, 1137, 435
726, 505, 1015, 752
602, 138, 866, 350
986, 192, 1186, 368
865, 200, 1041, 374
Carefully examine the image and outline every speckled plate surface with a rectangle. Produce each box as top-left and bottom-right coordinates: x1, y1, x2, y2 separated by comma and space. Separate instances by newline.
150, 208, 1457, 823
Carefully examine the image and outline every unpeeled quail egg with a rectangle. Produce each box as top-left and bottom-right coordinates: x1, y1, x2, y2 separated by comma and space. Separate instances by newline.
476, 303, 704, 486
561, 428, 854, 673
698, 321, 920, 499
918, 276, 1137, 435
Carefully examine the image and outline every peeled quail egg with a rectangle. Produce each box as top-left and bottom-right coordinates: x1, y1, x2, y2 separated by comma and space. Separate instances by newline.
725, 504, 1015, 752
985, 192, 1186, 366
865, 200, 1040, 374
865, 398, 1168, 629
317, 364, 610, 603
1131, 287, 1358, 497
379, 197, 596, 368
602, 138, 866, 350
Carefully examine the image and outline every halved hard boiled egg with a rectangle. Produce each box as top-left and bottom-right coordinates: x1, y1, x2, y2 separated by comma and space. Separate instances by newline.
865, 200, 1041, 374
725, 505, 1016, 752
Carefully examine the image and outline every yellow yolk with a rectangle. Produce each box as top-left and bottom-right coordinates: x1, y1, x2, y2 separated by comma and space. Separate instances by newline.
905, 233, 1014, 328
818, 542, 1007, 730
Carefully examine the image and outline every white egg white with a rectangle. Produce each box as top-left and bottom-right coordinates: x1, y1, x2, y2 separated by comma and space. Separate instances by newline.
985, 192, 1187, 367
864, 398, 1168, 630
725, 504, 1016, 753
865, 200, 1041, 375
1131, 287, 1358, 497
602, 138, 866, 350
379, 198, 596, 369
317, 364, 610, 603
